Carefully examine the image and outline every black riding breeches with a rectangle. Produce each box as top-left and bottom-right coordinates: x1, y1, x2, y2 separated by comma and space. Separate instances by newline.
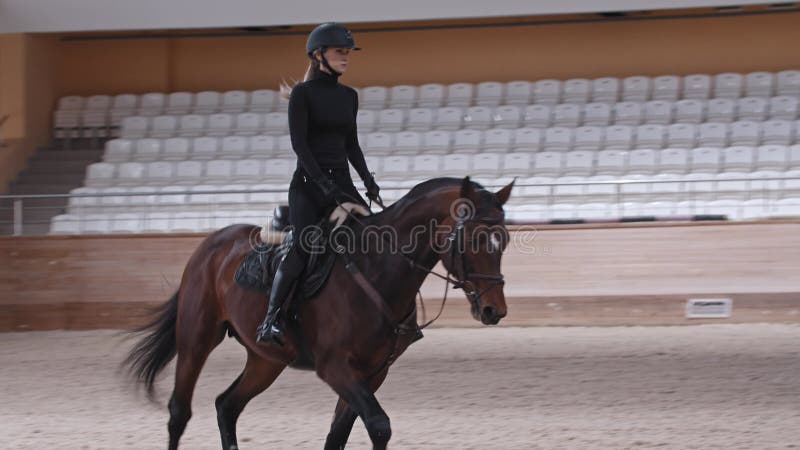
287, 167, 366, 261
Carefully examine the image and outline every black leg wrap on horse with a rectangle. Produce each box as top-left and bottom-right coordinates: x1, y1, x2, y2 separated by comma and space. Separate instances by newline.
364, 415, 392, 444
256, 248, 305, 345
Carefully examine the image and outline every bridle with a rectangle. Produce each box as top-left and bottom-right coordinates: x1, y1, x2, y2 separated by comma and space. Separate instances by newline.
335, 189, 507, 328
446, 213, 506, 320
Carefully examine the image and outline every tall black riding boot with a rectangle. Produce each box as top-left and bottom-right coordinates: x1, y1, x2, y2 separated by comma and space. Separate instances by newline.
256, 250, 304, 346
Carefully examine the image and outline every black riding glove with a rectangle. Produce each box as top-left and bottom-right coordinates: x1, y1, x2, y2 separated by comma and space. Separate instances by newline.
364, 175, 381, 202
316, 177, 342, 203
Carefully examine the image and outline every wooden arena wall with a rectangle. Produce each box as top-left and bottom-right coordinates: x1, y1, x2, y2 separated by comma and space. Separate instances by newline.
1, 221, 799, 331
52, 12, 800, 96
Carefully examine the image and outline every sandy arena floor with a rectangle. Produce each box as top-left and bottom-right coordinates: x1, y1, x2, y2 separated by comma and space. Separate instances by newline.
1, 324, 799, 449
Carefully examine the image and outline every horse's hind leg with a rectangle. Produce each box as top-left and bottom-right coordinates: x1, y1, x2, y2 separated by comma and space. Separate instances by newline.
324, 369, 389, 450
215, 350, 286, 450
168, 298, 226, 449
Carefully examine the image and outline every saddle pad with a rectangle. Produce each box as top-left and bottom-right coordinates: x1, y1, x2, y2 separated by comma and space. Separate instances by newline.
234, 226, 338, 299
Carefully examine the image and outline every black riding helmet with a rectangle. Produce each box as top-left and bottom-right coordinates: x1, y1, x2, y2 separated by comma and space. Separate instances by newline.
306, 23, 360, 76
306, 22, 361, 56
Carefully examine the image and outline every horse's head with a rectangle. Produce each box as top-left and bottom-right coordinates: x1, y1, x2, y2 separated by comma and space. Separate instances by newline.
438, 177, 513, 325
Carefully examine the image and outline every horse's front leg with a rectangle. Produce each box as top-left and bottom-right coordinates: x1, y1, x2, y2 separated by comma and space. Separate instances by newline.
324, 369, 389, 450
319, 365, 392, 450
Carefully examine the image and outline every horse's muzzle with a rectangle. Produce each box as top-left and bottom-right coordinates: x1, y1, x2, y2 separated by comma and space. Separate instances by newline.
480, 305, 506, 325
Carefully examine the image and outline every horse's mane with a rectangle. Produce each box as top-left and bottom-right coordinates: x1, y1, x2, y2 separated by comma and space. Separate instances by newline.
360, 177, 490, 225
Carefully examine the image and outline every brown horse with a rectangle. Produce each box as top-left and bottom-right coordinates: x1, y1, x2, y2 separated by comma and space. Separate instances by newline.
124, 176, 513, 450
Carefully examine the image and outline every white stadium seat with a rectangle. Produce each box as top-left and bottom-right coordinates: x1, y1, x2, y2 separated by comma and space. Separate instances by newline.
175, 161, 203, 183
365, 132, 393, 155
682, 74, 712, 100
234, 159, 264, 182
418, 83, 446, 108
643, 100, 673, 125
407, 108, 435, 131
166, 92, 193, 115
442, 154, 471, 177
614, 102, 644, 126
755, 145, 788, 170
139, 93, 166, 116
761, 120, 794, 146
422, 130, 454, 154
221, 90, 249, 113
769, 96, 799, 120
134, 138, 162, 162
502, 152, 532, 177
714, 73, 744, 99
652, 75, 680, 101
573, 126, 604, 151
553, 103, 581, 127
730, 121, 761, 146
250, 90, 277, 112
234, 113, 264, 135
583, 103, 612, 126
707, 99, 737, 123
562, 78, 591, 104
389, 85, 417, 108
505, 81, 533, 105
249, 135, 276, 157
691, 147, 721, 172
723, 146, 755, 171
493, 105, 522, 129
744, 72, 774, 97
177, 114, 206, 137
394, 131, 422, 155
628, 149, 657, 174
446, 82, 474, 107
462, 106, 492, 130
377, 109, 405, 132
543, 127, 573, 152
104, 139, 134, 162
483, 129, 512, 152
622, 76, 651, 102
523, 104, 552, 128
698, 123, 728, 148
192, 137, 219, 160
264, 112, 288, 135
512, 128, 542, 152
675, 99, 705, 124
563, 150, 594, 176
659, 148, 689, 173
356, 110, 377, 133
534, 79, 561, 104
361, 86, 388, 109
592, 77, 620, 103
476, 81, 504, 106
452, 129, 481, 153
194, 91, 221, 114
162, 137, 190, 160
150, 115, 177, 138
737, 97, 768, 121
146, 161, 175, 185
221, 136, 248, 159
121, 116, 149, 139
604, 125, 633, 150
117, 162, 146, 185
533, 151, 563, 176
666, 124, 697, 148
207, 113, 234, 136
776, 70, 800, 96
635, 124, 666, 149
596, 149, 626, 175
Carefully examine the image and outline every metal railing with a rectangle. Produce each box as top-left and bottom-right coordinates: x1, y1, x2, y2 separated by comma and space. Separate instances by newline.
1, 175, 798, 236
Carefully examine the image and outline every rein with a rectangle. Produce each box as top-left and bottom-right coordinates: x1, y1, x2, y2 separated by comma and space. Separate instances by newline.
334, 188, 505, 330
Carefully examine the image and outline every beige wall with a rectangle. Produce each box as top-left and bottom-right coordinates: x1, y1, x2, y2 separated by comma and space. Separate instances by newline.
53, 12, 800, 97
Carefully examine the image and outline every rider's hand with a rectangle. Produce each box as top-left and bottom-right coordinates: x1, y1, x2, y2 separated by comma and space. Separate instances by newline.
364, 175, 381, 202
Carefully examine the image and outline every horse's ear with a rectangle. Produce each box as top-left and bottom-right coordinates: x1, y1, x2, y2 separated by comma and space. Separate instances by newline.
460, 176, 473, 199
494, 177, 515, 205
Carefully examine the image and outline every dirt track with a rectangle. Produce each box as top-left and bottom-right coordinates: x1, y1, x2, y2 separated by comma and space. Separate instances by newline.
2, 325, 799, 449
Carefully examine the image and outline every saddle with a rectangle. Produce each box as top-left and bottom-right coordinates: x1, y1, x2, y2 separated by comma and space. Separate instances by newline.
233, 202, 371, 299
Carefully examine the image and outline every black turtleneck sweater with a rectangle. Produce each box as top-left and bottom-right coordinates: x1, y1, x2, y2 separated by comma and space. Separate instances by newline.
288, 70, 371, 183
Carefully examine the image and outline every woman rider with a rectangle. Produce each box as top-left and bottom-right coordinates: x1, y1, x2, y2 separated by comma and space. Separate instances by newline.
256, 23, 381, 345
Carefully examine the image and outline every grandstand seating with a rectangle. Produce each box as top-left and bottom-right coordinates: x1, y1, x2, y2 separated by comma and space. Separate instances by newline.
49, 70, 800, 233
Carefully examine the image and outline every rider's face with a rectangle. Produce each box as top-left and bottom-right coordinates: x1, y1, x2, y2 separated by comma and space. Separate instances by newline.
317, 47, 351, 74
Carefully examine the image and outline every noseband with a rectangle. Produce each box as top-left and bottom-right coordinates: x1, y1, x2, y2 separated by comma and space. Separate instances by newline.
447, 215, 506, 315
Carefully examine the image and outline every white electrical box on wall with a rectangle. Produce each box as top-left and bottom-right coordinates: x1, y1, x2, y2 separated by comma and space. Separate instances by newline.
685, 298, 733, 318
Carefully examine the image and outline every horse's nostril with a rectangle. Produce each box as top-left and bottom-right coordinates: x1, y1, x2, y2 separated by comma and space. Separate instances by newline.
482, 306, 496, 318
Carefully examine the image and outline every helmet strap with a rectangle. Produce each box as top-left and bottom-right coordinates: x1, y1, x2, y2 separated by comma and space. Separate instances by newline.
318, 49, 342, 77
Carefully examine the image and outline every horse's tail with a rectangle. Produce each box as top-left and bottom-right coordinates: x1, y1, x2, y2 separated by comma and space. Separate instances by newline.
122, 290, 179, 400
